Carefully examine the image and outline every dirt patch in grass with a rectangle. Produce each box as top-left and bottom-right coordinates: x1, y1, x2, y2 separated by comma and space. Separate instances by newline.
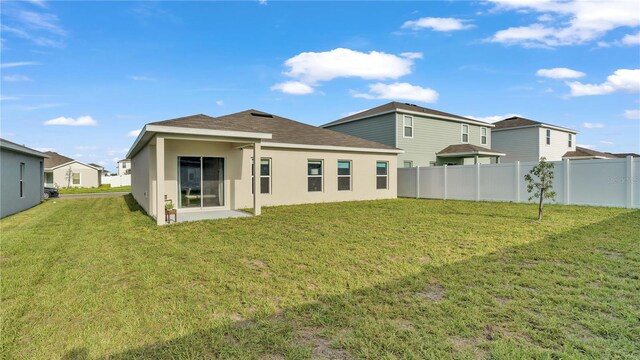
416, 284, 445, 302
601, 250, 624, 260
392, 319, 415, 331
241, 258, 268, 269
449, 336, 487, 359
495, 297, 510, 306
296, 327, 351, 360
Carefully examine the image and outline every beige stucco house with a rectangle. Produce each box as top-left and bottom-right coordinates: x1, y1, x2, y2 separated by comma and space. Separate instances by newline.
126, 110, 402, 225
44, 152, 102, 188
492, 116, 578, 163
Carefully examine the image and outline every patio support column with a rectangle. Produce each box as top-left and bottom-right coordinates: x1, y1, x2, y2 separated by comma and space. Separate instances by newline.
156, 136, 165, 225
496, 156, 501, 164
253, 142, 261, 216
474, 155, 478, 164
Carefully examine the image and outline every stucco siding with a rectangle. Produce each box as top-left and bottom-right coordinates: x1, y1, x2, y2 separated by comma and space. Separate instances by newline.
324, 113, 396, 147
131, 144, 151, 214
50, 162, 100, 188
492, 127, 541, 163
396, 113, 491, 166
1, 148, 44, 218
538, 127, 576, 161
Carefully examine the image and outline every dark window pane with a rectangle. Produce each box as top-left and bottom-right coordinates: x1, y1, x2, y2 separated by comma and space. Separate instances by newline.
338, 177, 350, 191
404, 127, 412, 137
463, 134, 468, 142
376, 162, 387, 175
308, 161, 322, 176
260, 159, 270, 176
337, 161, 351, 175
308, 177, 322, 192
376, 177, 387, 189
260, 177, 270, 194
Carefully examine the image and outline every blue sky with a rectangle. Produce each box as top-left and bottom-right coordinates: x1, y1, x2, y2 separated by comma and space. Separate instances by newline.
1, 0, 639, 171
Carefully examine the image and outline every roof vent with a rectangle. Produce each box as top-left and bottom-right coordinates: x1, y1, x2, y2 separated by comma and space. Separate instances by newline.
251, 112, 273, 118
404, 103, 417, 107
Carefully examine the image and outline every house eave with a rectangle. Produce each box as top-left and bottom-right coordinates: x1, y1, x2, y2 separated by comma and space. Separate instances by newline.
493, 124, 578, 134
436, 151, 506, 158
322, 109, 495, 128
263, 142, 404, 154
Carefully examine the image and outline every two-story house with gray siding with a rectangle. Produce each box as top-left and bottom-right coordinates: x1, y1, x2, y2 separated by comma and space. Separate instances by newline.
322, 102, 504, 167
492, 116, 578, 163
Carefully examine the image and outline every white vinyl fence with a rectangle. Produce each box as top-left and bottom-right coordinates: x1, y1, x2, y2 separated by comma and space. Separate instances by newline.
102, 174, 131, 187
398, 157, 639, 208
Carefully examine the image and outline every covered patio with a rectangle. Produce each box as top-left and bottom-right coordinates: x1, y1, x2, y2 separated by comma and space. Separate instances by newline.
436, 144, 505, 166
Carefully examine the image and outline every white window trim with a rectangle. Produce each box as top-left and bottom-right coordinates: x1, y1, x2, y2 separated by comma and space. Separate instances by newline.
376, 161, 389, 190
251, 157, 272, 194
403, 160, 413, 168
568, 134, 572, 148
19, 162, 25, 198
480, 127, 487, 145
546, 129, 551, 145
72, 172, 81, 185
403, 115, 413, 138
337, 160, 352, 191
307, 159, 323, 192
461, 124, 469, 143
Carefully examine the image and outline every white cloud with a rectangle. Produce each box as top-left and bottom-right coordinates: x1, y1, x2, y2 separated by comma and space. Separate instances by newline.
536, 67, 585, 79
35, 147, 55, 152
1, 3, 66, 48
399, 52, 423, 59
3, 74, 31, 81
130, 75, 156, 81
271, 81, 314, 95
465, 113, 521, 123
127, 129, 142, 137
582, 122, 604, 129
621, 32, 640, 46
567, 69, 640, 96
401, 17, 474, 31
0, 96, 20, 101
258, 0, 267, 5
44, 115, 97, 126
578, 143, 596, 150
487, 0, 640, 47
341, 109, 368, 117
623, 109, 640, 120
352, 82, 439, 103
0, 61, 38, 69
215, 100, 224, 106
599, 140, 614, 145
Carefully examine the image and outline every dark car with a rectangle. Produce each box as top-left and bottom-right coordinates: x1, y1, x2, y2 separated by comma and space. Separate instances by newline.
44, 187, 59, 199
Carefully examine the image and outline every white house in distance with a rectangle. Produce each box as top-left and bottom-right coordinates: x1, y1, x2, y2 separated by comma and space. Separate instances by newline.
127, 110, 401, 225
0, 139, 48, 218
44, 151, 103, 188
117, 159, 131, 175
491, 116, 578, 163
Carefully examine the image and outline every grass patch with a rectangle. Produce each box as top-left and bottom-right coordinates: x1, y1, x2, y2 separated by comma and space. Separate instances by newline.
58, 184, 131, 194
1, 197, 639, 359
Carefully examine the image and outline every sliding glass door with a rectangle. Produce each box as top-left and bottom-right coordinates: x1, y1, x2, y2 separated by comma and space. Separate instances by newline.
179, 156, 224, 208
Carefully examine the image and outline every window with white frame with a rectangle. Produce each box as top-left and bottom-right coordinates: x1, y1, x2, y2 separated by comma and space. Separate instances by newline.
337, 160, 351, 191
403, 115, 413, 138
481, 127, 487, 145
568, 134, 572, 148
461, 124, 469, 143
403, 160, 413, 168
251, 158, 271, 194
376, 161, 388, 189
19, 163, 25, 197
72, 173, 80, 185
546, 129, 551, 145
307, 160, 323, 192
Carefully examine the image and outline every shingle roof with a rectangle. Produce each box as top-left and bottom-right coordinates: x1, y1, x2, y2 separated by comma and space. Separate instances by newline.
493, 116, 577, 133
44, 151, 75, 169
563, 146, 616, 159
436, 144, 505, 156
322, 102, 486, 127
149, 110, 398, 150
0, 138, 48, 158
606, 152, 640, 158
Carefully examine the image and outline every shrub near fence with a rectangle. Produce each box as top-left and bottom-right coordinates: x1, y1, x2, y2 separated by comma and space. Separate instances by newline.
397, 157, 639, 208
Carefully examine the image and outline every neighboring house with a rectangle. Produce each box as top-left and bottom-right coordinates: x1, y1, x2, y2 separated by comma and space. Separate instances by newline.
0, 139, 48, 218
127, 110, 402, 225
322, 102, 504, 167
44, 152, 102, 188
117, 159, 131, 175
492, 116, 578, 163
563, 146, 617, 160
606, 152, 640, 158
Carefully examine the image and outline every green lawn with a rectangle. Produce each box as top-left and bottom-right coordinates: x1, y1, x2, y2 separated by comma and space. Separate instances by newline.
58, 184, 131, 194
1, 197, 638, 359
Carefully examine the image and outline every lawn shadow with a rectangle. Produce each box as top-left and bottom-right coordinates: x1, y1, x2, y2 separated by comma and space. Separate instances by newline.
123, 194, 145, 214
76, 210, 639, 359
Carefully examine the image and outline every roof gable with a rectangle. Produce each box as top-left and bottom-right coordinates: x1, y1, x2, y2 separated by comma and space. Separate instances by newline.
493, 116, 578, 133
44, 151, 75, 169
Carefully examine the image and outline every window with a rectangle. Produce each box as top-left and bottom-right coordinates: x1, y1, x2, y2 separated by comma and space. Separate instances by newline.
376, 161, 388, 189
178, 156, 225, 208
481, 127, 487, 145
122, 162, 128, 169
546, 129, 551, 145
19, 163, 25, 197
72, 173, 81, 185
461, 124, 469, 143
403, 115, 413, 138
307, 160, 323, 192
251, 158, 271, 194
337, 160, 351, 191
568, 134, 573, 148
403, 160, 413, 168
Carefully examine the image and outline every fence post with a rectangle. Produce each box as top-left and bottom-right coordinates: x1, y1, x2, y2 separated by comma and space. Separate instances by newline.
514, 161, 520, 203
563, 159, 570, 205
415, 166, 420, 199
626, 156, 634, 208
443, 165, 448, 200
475, 163, 480, 201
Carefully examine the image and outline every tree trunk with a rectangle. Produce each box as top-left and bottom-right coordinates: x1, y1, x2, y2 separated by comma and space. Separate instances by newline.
538, 188, 544, 220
